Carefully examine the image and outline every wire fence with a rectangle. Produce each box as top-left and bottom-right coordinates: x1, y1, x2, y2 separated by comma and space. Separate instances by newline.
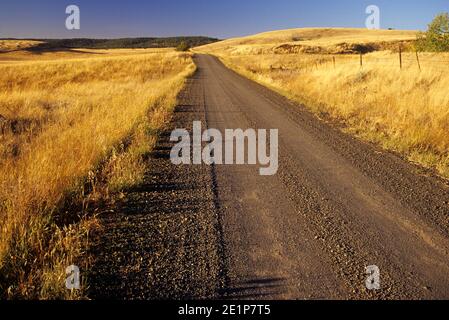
304, 51, 449, 72
233, 47, 449, 73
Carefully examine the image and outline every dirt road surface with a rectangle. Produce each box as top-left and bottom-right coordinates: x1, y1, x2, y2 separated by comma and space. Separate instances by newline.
88, 54, 449, 300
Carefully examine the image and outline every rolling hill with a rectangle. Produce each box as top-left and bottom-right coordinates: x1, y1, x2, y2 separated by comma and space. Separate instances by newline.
196, 27, 418, 54
0, 36, 219, 53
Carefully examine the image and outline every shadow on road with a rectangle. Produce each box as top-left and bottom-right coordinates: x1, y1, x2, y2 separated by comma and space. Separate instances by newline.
219, 277, 287, 299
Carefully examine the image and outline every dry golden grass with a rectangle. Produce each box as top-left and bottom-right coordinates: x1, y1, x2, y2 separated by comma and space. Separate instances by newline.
197, 28, 418, 55
0, 40, 43, 52
198, 28, 449, 178
0, 48, 173, 64
0, 49, 195, 299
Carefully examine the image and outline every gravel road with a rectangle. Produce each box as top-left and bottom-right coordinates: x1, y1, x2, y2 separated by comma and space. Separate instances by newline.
88, 54, 449, 300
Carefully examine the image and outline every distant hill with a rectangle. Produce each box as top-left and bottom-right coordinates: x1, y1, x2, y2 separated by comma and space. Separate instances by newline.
0, 37, 219, 52
0, 40, 44, 52
196, 28, 418, 54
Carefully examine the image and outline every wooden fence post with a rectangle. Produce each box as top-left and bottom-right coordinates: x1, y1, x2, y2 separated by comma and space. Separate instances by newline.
360, 52, 363, 68
415, 50, 421, 71
399, 45, 403, 70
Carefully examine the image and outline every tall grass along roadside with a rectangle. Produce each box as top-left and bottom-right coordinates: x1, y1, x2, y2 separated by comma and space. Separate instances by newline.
0, 50, 195, 299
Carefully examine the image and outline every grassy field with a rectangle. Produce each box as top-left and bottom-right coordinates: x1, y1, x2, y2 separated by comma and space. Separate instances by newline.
0, 40, 43, 52
199, 28, 417, 54
197, 28, 449, 178
0, 46, 174, 63
0, 48, 195, 299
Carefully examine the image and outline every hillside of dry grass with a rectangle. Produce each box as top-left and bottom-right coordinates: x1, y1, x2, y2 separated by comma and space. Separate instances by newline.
199, 28, 417, 54
0, 40, 43, 53
0, 49, 195, 299
0, 47, 173, 64
197, 28, 449, 178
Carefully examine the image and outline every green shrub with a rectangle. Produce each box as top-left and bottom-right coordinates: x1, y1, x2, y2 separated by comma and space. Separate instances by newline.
176, 41, 191, 52
416, 13, 449, 52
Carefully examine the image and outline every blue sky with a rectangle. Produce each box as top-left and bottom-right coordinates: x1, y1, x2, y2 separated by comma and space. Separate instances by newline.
0, 0, 447, 39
